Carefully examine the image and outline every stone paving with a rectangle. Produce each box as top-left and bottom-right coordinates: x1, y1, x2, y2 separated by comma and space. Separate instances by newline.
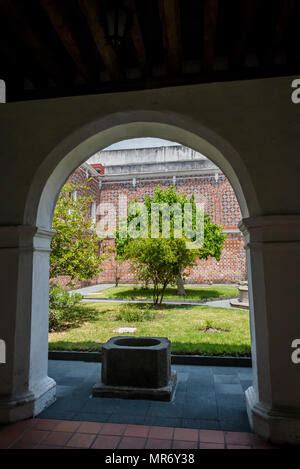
72, 284, 237, 309
38, 361, 252, 432
0, 418, 275, 449
71, 283, 114, 295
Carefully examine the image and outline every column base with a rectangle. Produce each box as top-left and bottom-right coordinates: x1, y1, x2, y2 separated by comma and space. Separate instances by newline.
246, 386, 300, 445
0, 377, 56, 423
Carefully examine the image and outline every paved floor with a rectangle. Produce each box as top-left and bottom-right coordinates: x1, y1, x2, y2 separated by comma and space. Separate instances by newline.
81, 297, 235, 308
38, 361, 252, 432
71, 284, 114, 295
204, 299, 233, 308
0, 418, 274, 449
72, 284, 237, 309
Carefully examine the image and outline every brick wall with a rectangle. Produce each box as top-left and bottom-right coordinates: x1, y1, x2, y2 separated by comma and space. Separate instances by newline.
96, 175, 247, 284
53, 166, 246, 286
68, 165, 99, 199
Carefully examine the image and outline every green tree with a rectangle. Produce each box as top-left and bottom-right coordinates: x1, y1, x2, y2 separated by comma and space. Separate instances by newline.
116, 186, 226, 305
50, 181, 102, 283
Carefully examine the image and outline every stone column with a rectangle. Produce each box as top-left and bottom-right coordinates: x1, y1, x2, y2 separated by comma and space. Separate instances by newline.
0, 226, 56, 423
240, 215, 300, 445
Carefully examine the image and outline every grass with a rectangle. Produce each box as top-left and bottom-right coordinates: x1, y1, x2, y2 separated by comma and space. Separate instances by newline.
85, 284, 239, 302
48, 302, 250, 356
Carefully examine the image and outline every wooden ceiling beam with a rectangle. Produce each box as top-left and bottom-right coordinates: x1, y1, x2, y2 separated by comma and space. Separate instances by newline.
158, 0, 182, 74
125, 0, 147, 72
274, 0, 296, 46
202, 0, 219, 70
272, 0, 297, 64
40, 0, 94, 84
78, 0, 122, 81
0, 0, 67, 86
230, 0, 258, 68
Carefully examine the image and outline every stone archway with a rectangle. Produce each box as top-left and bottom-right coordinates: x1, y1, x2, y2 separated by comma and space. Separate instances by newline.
1, 106, 299, 444
25, 111, 260, 229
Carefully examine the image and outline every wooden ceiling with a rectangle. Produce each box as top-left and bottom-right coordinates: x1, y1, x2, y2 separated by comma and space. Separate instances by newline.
0, 0, 299, 102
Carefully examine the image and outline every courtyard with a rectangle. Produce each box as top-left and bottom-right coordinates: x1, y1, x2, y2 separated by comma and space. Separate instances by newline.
1, 2, 300, 445
40, 360, 252, 433
49, 285, 250, 356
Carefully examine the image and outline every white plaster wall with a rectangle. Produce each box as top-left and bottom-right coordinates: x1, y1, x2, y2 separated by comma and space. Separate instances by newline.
0, 76, 299, 229
1, 77, 300, 441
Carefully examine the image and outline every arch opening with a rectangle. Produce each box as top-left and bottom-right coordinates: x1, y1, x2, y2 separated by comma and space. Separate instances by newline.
22, 113, 256, 433
24, 111, 260, 230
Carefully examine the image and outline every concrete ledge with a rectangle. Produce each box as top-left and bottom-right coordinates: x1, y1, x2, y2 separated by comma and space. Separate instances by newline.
82, 295, 237, 305
230, 299, 249, 309
48, 350, 252, 367
93, 371, 177, 401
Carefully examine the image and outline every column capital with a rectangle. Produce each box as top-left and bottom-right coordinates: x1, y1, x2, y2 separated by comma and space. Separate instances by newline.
239, 215, 300, 243
0, 226, 54, 251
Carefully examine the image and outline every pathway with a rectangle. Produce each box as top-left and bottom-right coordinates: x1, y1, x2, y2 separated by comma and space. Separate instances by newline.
71, 284, 238, 309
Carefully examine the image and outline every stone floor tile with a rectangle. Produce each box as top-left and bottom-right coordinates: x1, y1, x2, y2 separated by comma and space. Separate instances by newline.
77, 421, 103, 434
32, 419, 60, 431
148, 426, 174, 440
182, 419, 219, 430
214, 374, 240, 384
92, 435, 120, 449
108, 413, 147, 425
100, 423, 127, 436
118, 437, 146, 449
55, 420, 81, 432
172, 440, 198, 449
200, 442, 225, 449
225, 431, 255, 446
145, 438, 172, 449
199, 429, 225, 444
66, 432, 97, 448
43, 431, 73, 446
173, 427, 199, 442
227, 444, 252, 449
11, 430, 49, 449
124, 424, 150, 438
214, 383, 244, 395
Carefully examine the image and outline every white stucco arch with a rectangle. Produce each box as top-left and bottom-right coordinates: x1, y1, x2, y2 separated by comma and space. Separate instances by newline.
24, 110, 259, 230
1, 80, 300, 444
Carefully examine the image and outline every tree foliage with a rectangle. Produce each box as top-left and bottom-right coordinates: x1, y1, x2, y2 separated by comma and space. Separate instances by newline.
50, 182, 102, 282
116, 186, 226, 305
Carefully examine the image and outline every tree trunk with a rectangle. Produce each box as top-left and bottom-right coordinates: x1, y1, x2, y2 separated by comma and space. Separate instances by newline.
114, 262, 119, 287
176, 273, 186, 296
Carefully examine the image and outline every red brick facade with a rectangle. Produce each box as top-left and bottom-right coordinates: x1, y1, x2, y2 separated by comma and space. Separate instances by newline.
96, 174, 247, 284
68, 164, 99, 200
55, 165, 246, 286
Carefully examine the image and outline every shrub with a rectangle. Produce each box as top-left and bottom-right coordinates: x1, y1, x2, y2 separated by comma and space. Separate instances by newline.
49, 308, 60, 332
49, 285, 82, 332
116, 304, 156, 322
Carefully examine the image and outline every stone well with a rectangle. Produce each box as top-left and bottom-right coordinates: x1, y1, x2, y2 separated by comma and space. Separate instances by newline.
93, 336, 177, 401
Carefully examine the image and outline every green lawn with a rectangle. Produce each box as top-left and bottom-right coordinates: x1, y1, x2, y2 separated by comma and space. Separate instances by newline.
85, 284, 239, 302
49, 302, 250, 356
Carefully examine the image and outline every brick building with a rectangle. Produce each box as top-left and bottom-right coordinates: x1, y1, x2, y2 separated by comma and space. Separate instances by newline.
69, 140, 246, 285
